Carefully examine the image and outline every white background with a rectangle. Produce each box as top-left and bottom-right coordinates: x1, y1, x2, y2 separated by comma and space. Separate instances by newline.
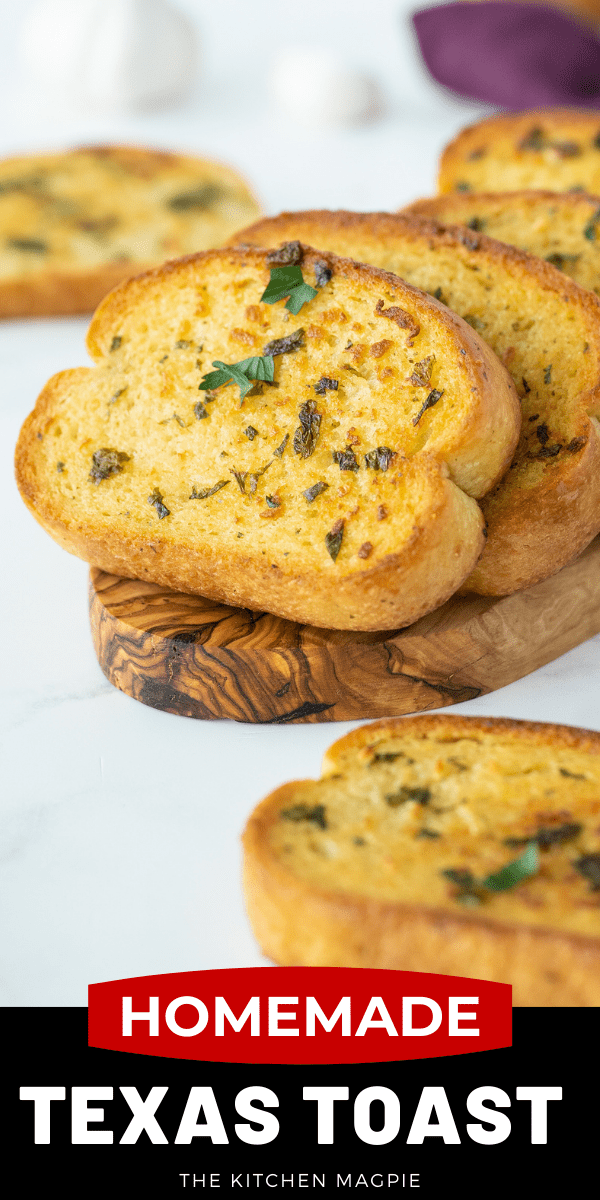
1, 0, 599, 1005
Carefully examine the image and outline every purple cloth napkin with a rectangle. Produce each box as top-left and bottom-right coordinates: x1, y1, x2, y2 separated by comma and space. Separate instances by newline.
412, 2, 600, 109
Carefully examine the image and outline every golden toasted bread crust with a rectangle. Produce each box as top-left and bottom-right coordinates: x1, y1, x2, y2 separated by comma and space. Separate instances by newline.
15, 245, 519, 631
438, 109, 600, 195
0, 144, 262, 317
243, 715, 600, 1006
230, 209, 600, 594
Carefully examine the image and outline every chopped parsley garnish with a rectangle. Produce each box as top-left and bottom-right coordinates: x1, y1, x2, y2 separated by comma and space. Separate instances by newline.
244, 426, 258, 439
89, 447, 130, 484
293, 400, 321, 458
230, 461, 272, 495
518, 126, 545, 151
574, 853, 600, 891
265, 494, 281, 508
314, 260, 332, 287
365, 447, 395, 471
280, 803, 327, 829
263, 329, 305, 357
167, 183, 221, 210
442, 842, 539, 904
109, 336, 122, 352
148, 487, 170, 519
544, 364, 552, 385
199, 356, 275, 404
194, 400, 208, 419
303, 481, 328, 502
413, 388, 444, 426
267, 241, 303, 266
260, 264, 317, 315
385, 786, 431, 807
325, 520, 344, 561
584, 206, 600, 240
314, 376, 338, 395
408, 355, 435, 387
332, 447, 359, 471
8, 237, 48, 252
274, 433, 289, 458
189, 480, 229, 499
505, 823, 582, 850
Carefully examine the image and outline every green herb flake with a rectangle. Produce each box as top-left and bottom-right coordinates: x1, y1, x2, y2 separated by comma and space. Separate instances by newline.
7, 237, 48, 252
545, 252, 580, 271
174, 340, 191, 349
314, 376, 338, 395
56, 461, 65, 473
189, 480, 229, 500
467, 217, 484, 231
231, 461, 272, 495
371, 751, 409, 764
244, 426, 258, 440
584, 206, 600, 240
518, 126, 545, 151
364, 446, 395, 471
265, 494, 281, 508
553, 140, 581, 158
559, 767, 586, 779
385, 786, 431, 807
416, 829, 440, 839
332, 447, 359, 471
544, 364, 552, 385
194, 401, 208, 419
89, 447, 130, 484
263, 329, 305, 357
148, 487, 170, 519
574, 853, 600, 891
274, 433, 289, 458
314, 260, 332, 287
109, 336, 122, 352
303, 481, 328, 503
413, 389, 444, 426
266, 241, 303, 266
261, 264, 317, 315
455, 182, 472, 192
505, 823, 582, 850
482, 842, 539, 891
280, 803, 327, 830
408, 355, 435, 387
293, 400, 322, 458
442, 868, 481, 904
199, 355, 275, 404
167, 183, 222, 211
325, 520, 344, 562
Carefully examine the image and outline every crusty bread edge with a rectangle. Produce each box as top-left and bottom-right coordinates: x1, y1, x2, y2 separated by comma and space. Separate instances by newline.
438, 109, 600, 194
242, 715, 600, 1007
230, 210, 600, 594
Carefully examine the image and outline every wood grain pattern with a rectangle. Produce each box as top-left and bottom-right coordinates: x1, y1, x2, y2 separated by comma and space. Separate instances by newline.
89, 538, 600, 723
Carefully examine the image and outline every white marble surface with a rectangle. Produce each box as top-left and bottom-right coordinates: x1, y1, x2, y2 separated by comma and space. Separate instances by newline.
1, 1, 599, 1007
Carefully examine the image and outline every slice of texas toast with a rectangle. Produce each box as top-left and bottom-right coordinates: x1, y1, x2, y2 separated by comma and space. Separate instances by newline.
0, 144, 261, 317
242, 714, 600, 1006
404, 190, 600, 296
230, 211, 600, 595
15, 245, 519, 632
438, 109, 600, 195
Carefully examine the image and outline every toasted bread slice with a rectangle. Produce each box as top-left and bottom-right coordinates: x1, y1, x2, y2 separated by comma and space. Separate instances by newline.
0, 145, 261, 317
405, 190, 600, 295
230, 211, 600, 595
15, 245, 519, 632
243, 714, 600, 1006
438, 109, 600, 195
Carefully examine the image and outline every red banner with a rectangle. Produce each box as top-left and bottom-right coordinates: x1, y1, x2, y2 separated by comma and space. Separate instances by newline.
88, 968, 511, 1063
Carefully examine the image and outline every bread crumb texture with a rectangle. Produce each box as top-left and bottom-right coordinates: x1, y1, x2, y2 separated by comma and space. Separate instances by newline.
230, 211, 600, 595
438, 110, 600, 195
0, 145, 261, 315
243, 716, 600, 1003
16, 245, 519, 631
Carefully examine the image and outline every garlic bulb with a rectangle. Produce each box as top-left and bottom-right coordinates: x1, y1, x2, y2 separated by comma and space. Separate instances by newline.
270, 48, 382, 128
19, 0, 198, 112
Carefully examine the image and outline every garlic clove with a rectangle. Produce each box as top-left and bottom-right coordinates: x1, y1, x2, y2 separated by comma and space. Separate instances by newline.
19, 0, 198, 112
269, 47, 382, 128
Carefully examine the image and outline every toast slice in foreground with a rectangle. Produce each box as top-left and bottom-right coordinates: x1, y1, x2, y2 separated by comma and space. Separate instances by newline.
242, 715, 600, 1006
0, 144, 261, 317
15, 245, 519, 632
438, 109, 600, 195
404, 190, 600, 295
230, 211, 600, 595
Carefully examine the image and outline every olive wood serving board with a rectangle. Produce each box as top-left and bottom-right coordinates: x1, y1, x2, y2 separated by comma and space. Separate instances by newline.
89, 538, 600, 724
